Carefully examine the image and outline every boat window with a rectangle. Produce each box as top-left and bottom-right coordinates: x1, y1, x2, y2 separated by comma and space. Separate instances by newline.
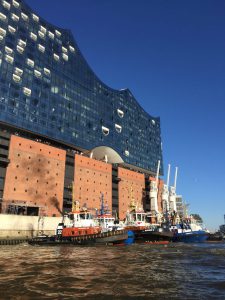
80, 213, 85, 219
137, 214, 142, 221
69, 214, 74, 221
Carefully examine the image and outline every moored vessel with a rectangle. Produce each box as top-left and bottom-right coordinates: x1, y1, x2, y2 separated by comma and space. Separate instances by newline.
29, 200, 128, 246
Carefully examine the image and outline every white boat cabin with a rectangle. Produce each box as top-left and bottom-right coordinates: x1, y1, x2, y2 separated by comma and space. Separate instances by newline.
64, 210, 97, 228
125, 211, 147, 227
95, 214, 116, 232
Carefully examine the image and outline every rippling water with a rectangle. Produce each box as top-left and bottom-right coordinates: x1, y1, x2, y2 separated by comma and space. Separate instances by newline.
0, 242, 225, 299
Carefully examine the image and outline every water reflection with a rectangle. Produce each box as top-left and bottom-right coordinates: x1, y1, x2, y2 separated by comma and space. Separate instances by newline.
0, 243, 225, 299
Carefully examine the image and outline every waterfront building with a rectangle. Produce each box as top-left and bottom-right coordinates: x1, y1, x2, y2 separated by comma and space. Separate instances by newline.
175, 195, 189, 219
0, 0, 163, 221
176, 195, 184, 218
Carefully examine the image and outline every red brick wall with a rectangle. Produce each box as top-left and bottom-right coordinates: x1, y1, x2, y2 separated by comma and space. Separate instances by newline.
118, 167, 145, 220
3, 135, 66, 216
74, 155, 112, 213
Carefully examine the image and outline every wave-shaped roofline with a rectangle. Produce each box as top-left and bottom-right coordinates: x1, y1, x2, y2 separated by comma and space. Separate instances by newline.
22, 0, 160, 120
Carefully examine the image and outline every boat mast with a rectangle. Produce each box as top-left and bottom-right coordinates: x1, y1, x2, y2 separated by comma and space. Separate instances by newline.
71, 181, 80, 212
169, 167, 178, 213
162, 164, 170, 215
150, 160, 160, 223
100, 193, 105, 215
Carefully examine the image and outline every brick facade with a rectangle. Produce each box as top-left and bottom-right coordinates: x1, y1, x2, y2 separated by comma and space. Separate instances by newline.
73, 154, 112, 213
3, 135, 66, 217
118, 167, 145, 220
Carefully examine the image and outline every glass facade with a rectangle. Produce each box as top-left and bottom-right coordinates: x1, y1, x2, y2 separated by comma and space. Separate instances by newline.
0, 0, 163, 174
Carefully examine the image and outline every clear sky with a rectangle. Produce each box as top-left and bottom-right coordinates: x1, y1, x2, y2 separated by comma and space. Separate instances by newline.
25, 0, 225, 231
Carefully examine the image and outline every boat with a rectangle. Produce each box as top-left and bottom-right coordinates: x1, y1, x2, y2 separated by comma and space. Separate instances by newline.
135, 163, 173, 243
137, 223, 173, 242
94, 194, 123, 232
29, 200, 128, 246
207, 231, 224, 242
171, 217, 209, 243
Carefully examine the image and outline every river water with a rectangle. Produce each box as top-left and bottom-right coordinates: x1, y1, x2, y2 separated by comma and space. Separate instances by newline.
0, 242, 225, 299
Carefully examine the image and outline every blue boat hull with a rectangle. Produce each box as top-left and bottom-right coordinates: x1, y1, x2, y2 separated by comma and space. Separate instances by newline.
124, 230, 135, 245
172, 230, 209, 243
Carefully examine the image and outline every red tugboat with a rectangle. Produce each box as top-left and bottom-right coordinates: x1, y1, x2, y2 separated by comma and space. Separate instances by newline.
94, 193, 123, 232
29, 199, 127, 246
59, 201, 101, 238
123, 187, 149, 233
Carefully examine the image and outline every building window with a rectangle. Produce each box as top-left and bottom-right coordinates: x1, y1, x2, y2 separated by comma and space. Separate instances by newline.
12, 0, 20, 8
16, 45, 24, 54
51, 86, 58, 94
115, 124, 122, 133
32, 14, 39, 22
21, 12, 29, 21
38, 31, 45, 39
38, 44, 45, 53
11, 13, 19, 22
18, 39, 26, 47
102, 126, 109, 136
55, 29, 61, 37
69, 45, 75, 53
117, 109, 124, 118
62, 46, 67, 53
8, 25, 16, 34
0, 28, 6, 37
13, 74, 21, 83
44, 68, 51, 76
27, 58, 34, 68
5, 46, 13, 54
40, 25, 47, 34
5, 54, 14, 64
34, 70, 41, 78
15, 67, 23, 76
23, 87, 31, 96
0, 12, 7, 22
125, 150, 129, 157
30, 32, 37, 41
53, 53, 60, 61
62, 53, 68, 61
2, 1, 11, 10
48, 31, 54, 39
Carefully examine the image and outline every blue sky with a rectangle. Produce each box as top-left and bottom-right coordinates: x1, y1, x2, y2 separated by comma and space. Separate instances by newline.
26, 0, 225, 231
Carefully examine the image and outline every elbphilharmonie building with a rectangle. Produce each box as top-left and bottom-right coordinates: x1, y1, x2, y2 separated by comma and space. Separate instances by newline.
0, 0, 163, 221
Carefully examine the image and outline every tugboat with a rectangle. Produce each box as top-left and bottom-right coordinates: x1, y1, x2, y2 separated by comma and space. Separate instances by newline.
171, 216, 209, 243
122, 187, 150, 244
29, 198, 128, 246
137, 164, 209, 243
136, 162, 173, 243
95, 194, 123, 232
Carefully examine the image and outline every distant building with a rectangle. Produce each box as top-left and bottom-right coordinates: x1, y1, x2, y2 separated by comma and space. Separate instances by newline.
220, 215, 225, 233
175, 195, 186, 218
0, 0, 163, 219
220, 225, 225, 234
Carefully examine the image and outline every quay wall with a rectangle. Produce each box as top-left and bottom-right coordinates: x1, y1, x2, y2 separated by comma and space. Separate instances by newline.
0, 214, 61, 239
